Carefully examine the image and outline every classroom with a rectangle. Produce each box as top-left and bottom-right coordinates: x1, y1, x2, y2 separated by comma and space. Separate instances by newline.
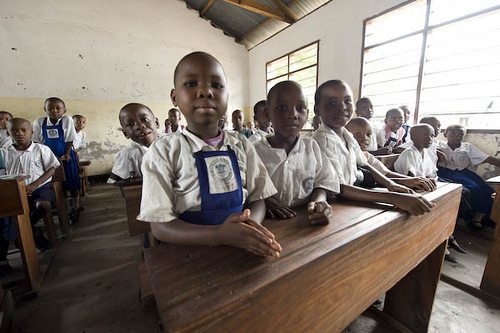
1, 0, 499, 332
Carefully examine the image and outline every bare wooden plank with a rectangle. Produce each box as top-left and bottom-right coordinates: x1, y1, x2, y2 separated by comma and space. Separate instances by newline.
270, 0, 298, 22
221, 0, 293, 23
200, 0, 215, 16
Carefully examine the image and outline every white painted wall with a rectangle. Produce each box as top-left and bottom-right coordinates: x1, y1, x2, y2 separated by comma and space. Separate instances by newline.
248, 0, 406, 104
0, 0, 248, 175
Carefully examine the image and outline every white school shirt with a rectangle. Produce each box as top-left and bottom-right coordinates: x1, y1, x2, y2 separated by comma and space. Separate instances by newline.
165, 124, 185, 134
312, 124, 368, 186
107, 141, 148, 184
437, 141, 488, 170
1, 142, 60, 188
0, 129, 12, 148
365, 152, 391, 175
73, 131, 87, 150
399, 138, 439, 164
394, 144, 437, 177
33, 116, 77, 144
367, 120, 381, 151
253, 136, 340, 207
249, 128, 271, 143
138, 130, 277, 223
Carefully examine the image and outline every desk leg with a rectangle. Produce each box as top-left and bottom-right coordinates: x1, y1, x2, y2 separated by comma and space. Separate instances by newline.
14, 213, 41, 291
384, 240, 446, 333
53, 182, 69, 236
480, 187, 500, 297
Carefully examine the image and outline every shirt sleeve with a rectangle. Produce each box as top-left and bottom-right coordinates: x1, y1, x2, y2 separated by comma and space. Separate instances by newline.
137, 142, 177, 223
312, 140, 340, 194
466, 143, 489, 165
32, 118, 43, 143
368, 153, 390, 175
394, 151, 415, 176
108, 148, 134, 182
63, 116, 77, 142
242, 139, 277, 203
40, 145, 61, 170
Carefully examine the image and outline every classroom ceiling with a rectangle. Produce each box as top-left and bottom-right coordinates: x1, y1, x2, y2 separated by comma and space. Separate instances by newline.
183, 0, 331, 49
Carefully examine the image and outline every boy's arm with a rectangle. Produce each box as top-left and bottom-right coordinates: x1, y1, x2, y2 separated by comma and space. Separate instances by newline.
339, 184, 434, 216
363, 163, 413, 194
26, 167, 56, 194
307, 188, 333, 225
484, 156, 500, 167
386, 171, 437, 192
247, 199, 266, 224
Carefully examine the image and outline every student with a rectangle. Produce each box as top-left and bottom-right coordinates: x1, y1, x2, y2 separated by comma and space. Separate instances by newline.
0, 118, 60, 273
72, 114, 87, 155
437, 125, 500, 230
355, 98, 388, 155
137, 51, 281, 258
394, 124, 438, 178
108, 103, 159, 183
232, 109, 253, 138
165, 107, 185, 133
249, 100, 273, 143
253, 81, 339, 224
346, 117, 436, 192
377, 108, 405, 151
33, 97, 81, 224
312, 79, 434, 216
311, 115, 322, 131
400, 105, 412, 143
0, 111, 13, 148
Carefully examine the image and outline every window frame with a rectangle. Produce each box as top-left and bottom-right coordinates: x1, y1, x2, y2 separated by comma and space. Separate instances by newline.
359, 0, 500, 129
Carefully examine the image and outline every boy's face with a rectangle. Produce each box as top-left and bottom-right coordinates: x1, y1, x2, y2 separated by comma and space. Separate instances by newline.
346, 122, 372, 151
356, 100, 373, 119
315, 84, 353, 129
0, 113, 12, 129
412, 126, 434, 150
171, 54, 228, 131
74, 117, 86, 131
44, 100, 66, 120
428, 119, 441, 137
120, 106, 159, 146
168, 110, 180, 126
254, 105, 269, 129
267, 85, 308, 138
232, 111, 243, 129
445, 127, 466, 146
385, 111, 404, 132
8, 120, 33, 146
401, 107, 411, 123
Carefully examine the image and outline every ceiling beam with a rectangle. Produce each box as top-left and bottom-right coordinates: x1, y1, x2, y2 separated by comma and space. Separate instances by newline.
221, 0, 294, 23
270, 0, 298, 22
200, 0, 215, 16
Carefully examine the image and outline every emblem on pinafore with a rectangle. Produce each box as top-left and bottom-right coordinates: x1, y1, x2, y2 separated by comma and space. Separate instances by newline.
209, 157, 234, 183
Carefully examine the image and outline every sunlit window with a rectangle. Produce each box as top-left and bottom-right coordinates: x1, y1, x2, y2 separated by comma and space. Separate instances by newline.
266, 42, 319, 128
360, 0, 500, 129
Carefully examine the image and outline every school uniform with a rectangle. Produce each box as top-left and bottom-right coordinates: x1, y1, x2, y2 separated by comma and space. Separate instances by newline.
253, 136, 340, 207
377, 125, 404, 148
249, 128, 272, 143
364, 152, 391, 175
138, 130, 276, 224
236, 127, 253, 139
73, 130, 87, 151
165, 124, 185, 134
399, 138, 439, 164
312, 124, 368, 185
437, 141, 493, 215
402, 123, 411, 143
394, 144, 437, 177
367, 120, 381, 151
0, 129, 11, 148
33, 116, 80, 192
107, 141, 148, 183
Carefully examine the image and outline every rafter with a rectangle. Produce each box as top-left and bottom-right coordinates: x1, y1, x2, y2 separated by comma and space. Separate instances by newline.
270, 0, 298, 22
221, 0, 294, 23
200, 0, 215, 16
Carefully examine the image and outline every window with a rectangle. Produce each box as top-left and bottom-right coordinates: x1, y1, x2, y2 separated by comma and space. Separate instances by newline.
360, 0, 500, 129
266, 42, 319, 128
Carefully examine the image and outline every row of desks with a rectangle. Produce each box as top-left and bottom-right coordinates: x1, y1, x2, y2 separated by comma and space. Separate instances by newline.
142, 183, 462, 332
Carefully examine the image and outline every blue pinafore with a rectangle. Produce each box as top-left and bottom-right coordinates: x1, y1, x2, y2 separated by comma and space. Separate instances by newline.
180, 146, 244, 225
42, 118, 81, 192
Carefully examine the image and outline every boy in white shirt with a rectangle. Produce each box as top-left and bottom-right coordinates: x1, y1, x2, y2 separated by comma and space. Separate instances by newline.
0, 118, 61, 272
72, 115, 87, 155
253, 81, 339, 224
0, 111, 13, 148
249, 100, 274, 143
165, 108, 185, 134
137, 52, 281, 258
108, 103, 159, 183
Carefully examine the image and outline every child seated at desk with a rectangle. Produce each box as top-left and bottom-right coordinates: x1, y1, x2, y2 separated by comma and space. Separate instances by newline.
312, 79, 434, 216
137, 51, 281, 258
108, 103, 160, 183
377, 108, 405, 152
253, 81, 339, 224
0, 118, 60, 274
346, 117, 436, 192
0, 111, 13, 148
232, 109, 253, 139
437, 124, 500, 230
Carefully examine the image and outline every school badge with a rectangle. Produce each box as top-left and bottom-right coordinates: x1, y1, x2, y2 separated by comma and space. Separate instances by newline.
46, 129, 60, 139
206, 156, 237, 194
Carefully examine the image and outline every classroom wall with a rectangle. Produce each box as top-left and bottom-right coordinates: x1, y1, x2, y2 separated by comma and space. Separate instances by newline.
0, 0, 249, 175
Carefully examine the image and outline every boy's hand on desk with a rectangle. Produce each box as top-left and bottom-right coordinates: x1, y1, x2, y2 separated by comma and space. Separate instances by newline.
220, 210, 282, 258
395, 177, 436, 192
387, 182, 414, 194
307, 201, 333, 225
265, 197, 297, 219
391, 193, 435, 216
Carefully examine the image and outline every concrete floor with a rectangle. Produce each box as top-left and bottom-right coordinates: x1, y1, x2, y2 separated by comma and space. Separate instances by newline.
8, 184, 500, 332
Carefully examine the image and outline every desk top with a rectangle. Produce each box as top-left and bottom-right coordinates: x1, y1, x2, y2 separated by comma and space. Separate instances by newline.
487, 175, 500, 185
144, 183, 461, 332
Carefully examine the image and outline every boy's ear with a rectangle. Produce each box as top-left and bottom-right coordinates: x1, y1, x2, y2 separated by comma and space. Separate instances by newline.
170, 89, 177, 106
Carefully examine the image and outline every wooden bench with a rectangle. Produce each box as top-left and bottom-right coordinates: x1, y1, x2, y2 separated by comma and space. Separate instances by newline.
143, 182, 461, 332
78, 160, 91, 197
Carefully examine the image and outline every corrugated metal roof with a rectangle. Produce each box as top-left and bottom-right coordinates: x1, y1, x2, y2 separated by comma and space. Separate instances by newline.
183, 0, 331, 49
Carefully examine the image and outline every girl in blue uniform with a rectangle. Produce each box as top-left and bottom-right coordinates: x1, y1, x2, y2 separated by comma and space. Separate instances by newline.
33, 97, 81, 223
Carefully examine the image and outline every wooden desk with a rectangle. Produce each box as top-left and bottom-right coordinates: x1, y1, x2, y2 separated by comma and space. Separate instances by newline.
144, 183, 461, 333
79, 160, 91, 196
375, 153, 399, 170
0, 177, 41, 291
480, 176, 500, 297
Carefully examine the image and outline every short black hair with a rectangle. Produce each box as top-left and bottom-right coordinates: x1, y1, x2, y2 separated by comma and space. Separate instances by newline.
267, 81, 303, 103
419, 116, 439, 125
314, 79, 348, 106
119, 103, 154, 122
356, 97, 372, 109
44, 97, 66, 108
253, 100, 266, 118
72, 114, 85, 120
173, 51, 223, 86
385, 108, 403, 118
0, 111, 13, 119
